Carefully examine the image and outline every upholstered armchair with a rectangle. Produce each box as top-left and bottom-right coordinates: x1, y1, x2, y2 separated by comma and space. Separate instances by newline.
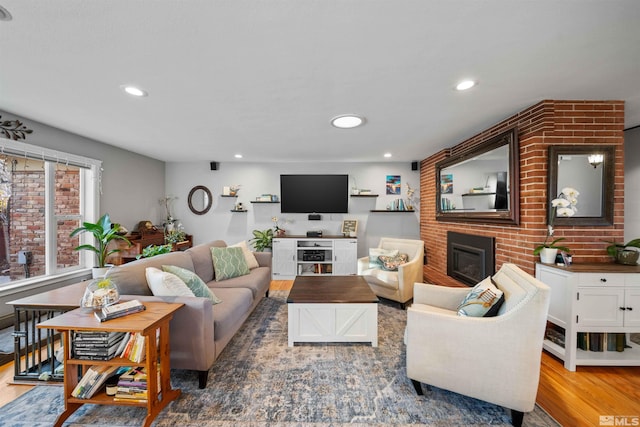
405, 263, 550, 427
357, 237, 424, 308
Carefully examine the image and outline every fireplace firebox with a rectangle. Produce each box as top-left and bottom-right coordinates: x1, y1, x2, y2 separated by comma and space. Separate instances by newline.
447, 232, 495, 286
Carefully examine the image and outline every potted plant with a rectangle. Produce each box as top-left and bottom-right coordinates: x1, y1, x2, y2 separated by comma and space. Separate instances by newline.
534, 187, 579, 263
70, 213, 131, 278
605, 238, 640, 265
250, 228, 273, 252
136, 244, 173, 260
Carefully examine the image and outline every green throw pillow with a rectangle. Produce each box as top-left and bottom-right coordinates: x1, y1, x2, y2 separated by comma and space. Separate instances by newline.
456, 276, 504, 317
211, 246, 251, 281
161, 265, 222, 304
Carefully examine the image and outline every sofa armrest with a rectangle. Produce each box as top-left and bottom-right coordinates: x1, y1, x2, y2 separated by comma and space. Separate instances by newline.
412, 282, 469, 310
254, 251, 272, 269
126, 294, 215, 372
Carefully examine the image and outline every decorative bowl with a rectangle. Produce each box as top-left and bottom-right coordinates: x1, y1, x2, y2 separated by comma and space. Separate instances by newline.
80, 278, 120, 311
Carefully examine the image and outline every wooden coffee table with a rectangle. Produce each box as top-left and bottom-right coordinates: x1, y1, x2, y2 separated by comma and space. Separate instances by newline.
286, 275, 379, 347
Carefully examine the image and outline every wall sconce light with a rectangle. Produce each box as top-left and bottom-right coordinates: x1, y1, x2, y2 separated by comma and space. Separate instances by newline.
588, 154, 604, 168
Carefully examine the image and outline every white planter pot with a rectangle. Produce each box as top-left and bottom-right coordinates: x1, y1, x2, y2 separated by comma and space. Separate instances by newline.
540, 248, 558, 264
92, 265, 113, 279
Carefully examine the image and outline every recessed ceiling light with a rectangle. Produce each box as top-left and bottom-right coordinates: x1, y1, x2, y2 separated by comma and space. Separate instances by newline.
121, 85, 148, 97
384, 153, 392, 158
331, 115, 365, 129
234, 154, 243, 159
0, 5, 12, 21
455, 80, 477, 91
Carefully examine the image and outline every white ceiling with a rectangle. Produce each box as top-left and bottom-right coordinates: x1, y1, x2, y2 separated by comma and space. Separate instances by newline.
1, 0, 639, 163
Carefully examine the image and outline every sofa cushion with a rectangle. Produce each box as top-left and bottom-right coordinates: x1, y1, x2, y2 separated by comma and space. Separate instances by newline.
208, 287, 254, 353
208, 265, 271, 298
378, 253, 409, 271
211, 247, 250, 281
185, 240, 228, 282
457, 276, 505, 317
145, 267, 195, 297
230, 240, 260, 269
106, 250, 195, 296
368, 248, 399, 268
162, 265, 222, 304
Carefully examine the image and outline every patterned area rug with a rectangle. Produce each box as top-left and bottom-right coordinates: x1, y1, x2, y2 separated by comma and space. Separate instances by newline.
0, 291, 558, 427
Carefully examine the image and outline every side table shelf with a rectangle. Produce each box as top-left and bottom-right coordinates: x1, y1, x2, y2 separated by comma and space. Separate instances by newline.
37, 301, 183, 427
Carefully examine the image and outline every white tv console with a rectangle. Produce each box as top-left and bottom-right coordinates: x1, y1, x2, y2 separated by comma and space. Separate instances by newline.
272, 236, 358, 280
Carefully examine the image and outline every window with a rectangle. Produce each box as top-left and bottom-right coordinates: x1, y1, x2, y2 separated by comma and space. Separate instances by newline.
0, 139, 100, 288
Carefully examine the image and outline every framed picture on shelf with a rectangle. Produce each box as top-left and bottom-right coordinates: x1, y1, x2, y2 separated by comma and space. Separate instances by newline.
341, 219, 358, 236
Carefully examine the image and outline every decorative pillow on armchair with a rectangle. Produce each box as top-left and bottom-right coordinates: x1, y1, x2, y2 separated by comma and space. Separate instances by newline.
456, 276, 505, 317
378, 253, 409, 271
210, 246, 251, 281
368, 248, 399, 268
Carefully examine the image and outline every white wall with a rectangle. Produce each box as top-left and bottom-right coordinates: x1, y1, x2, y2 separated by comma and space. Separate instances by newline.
165, 162, 421, 257
625, 127, 640, 241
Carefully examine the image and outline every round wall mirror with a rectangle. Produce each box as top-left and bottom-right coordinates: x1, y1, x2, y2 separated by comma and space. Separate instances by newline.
188, 185, 212, 215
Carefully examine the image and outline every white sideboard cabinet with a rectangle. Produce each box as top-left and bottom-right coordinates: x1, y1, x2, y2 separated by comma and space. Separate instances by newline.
272, 236, 358, 280
536, 263, 640, 371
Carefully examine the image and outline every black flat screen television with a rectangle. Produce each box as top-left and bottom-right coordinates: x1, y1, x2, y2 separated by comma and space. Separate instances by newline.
280, 174, 349, 213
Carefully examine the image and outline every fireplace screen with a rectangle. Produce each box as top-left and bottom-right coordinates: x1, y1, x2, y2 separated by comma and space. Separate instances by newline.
447, 232, 495, 286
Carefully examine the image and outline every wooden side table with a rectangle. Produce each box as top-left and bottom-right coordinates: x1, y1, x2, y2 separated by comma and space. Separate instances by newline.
38, 301, 183, 427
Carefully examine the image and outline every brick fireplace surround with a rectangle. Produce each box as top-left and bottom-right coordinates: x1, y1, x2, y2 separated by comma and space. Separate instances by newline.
420, 100, 625, 286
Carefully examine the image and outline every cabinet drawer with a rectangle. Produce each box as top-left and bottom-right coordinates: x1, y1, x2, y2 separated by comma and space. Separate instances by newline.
577, 273, 625, 286
626, 274, 640, 287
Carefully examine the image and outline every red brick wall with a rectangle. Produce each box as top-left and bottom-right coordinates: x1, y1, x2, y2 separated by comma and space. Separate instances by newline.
8, 166, 80, 279
420, 100, 625, 278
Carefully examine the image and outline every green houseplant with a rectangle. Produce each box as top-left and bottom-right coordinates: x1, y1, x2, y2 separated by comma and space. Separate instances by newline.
136, 244, 172, 260
605, 238, 640, 265
250, 228, 273, 252
70, 213, 131, 276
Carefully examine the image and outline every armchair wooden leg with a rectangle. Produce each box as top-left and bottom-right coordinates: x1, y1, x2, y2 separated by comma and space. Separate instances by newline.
198, 370, 208, 389
411, 379, 424, 395
511, 409, 524, 427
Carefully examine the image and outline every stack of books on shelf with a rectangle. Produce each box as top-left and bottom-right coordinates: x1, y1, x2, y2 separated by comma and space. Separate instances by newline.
119, 332, 147, 363
577, 332, 628, 352
73, 331, 126, 360
71, 365, 120, 399
94, 299, 145, 322
114, 366, 153, 403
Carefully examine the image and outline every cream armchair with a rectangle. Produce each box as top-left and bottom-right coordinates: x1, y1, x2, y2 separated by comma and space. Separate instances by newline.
357, 237, 424, 308
406, 263, 550, 427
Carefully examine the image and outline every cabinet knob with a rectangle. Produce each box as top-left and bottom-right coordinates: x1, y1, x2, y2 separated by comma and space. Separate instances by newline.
619, 307, 627, 311
600, 278, 607, 282
627, 307, 633, 311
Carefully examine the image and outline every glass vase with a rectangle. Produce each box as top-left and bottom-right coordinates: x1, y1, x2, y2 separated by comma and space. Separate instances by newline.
80, 278, 120, 311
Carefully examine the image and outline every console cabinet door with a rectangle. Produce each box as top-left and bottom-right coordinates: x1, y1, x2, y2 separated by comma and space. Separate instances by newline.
332, 239, 358, 275
576, 287, 624, 327
625, 288, 640, 327
272, 239, 296, 277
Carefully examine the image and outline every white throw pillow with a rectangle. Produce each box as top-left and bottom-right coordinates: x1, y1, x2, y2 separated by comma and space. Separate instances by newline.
145, 267, 195, 297
230, 240, 260, 269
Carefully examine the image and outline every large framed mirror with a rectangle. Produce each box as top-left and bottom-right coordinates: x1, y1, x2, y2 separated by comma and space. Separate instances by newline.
435, 126, 520, 225
188, 185, 212, 215
548, 145, 614, 226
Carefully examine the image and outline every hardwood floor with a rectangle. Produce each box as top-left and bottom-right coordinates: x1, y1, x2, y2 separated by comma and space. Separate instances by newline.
2, 279, 639, 427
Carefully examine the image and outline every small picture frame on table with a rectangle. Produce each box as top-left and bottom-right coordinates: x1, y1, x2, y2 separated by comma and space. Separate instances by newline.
341, 220, 358, 237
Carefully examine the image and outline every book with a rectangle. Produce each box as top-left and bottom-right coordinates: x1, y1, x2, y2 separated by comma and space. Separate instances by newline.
94, 300, 146, 322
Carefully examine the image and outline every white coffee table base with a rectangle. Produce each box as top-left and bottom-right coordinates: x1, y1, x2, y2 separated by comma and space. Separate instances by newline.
288, 302, 378, 347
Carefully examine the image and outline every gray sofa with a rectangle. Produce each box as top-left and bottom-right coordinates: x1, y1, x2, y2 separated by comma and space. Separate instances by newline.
105, 240, 271, 388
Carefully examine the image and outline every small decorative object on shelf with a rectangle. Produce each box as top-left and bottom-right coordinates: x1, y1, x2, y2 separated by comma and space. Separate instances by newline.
80, 278, 120, 311
223, 184, 241, 196
272, 216, 286, 237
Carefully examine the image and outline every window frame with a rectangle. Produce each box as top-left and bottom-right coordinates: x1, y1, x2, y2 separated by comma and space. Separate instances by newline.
0, 138, 101, 293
